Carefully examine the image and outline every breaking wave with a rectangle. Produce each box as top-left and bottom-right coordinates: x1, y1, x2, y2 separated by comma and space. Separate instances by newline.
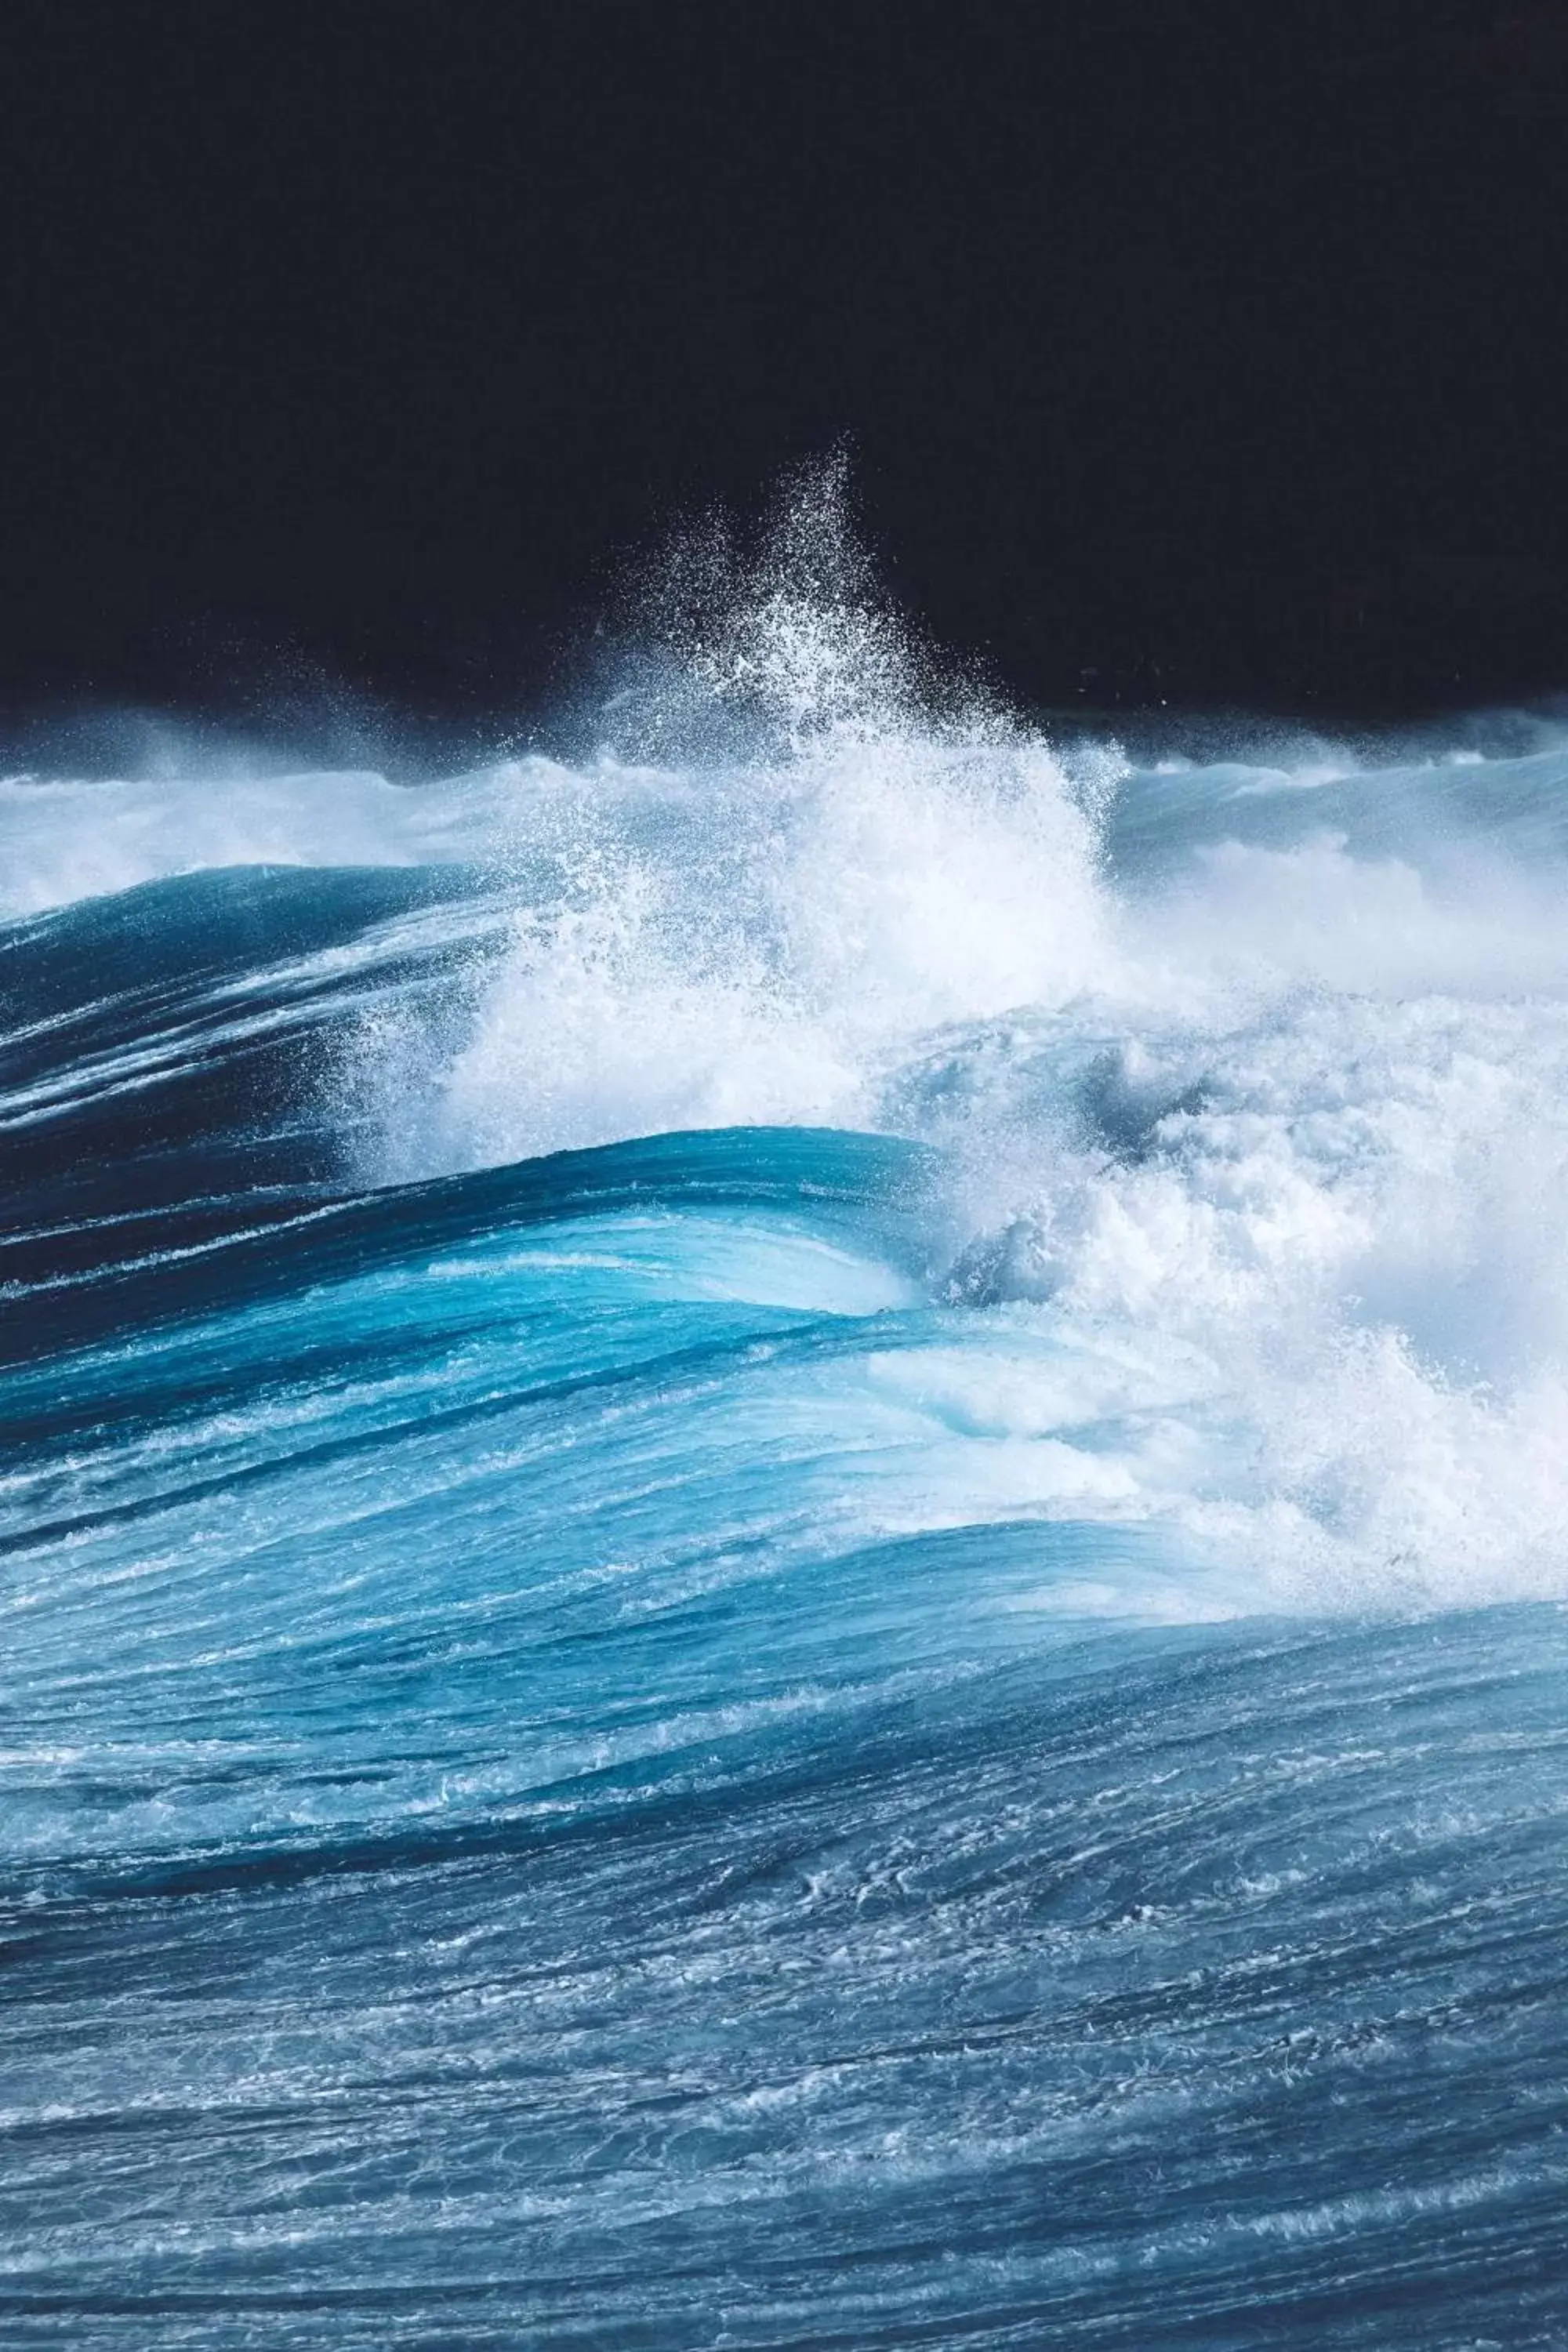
5, 477, 1568, 2346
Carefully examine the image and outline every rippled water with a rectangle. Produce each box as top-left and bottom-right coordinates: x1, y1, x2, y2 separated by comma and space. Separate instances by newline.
5, 508, 1568, 2345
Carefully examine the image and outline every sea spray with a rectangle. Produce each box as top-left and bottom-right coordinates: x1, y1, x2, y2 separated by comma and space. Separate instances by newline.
6, 476, 1568, 2346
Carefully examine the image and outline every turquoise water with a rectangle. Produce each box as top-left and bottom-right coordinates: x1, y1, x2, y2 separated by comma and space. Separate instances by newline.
6, 560, 1568, 2343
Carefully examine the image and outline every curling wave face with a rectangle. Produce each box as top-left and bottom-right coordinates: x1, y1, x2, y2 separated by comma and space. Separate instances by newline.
5, 514, 1568, 2345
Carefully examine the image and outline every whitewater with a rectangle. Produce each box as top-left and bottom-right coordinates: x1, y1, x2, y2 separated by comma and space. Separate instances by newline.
5, 499, 1568, 2347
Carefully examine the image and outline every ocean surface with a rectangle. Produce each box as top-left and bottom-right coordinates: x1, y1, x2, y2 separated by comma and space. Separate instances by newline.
5, 546, 1568, 2346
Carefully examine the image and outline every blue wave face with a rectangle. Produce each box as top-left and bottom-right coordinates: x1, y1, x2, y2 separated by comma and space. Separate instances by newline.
8, 554, 1568, 2343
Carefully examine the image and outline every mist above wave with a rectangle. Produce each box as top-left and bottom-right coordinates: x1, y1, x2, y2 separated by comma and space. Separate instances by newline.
9, 466, 1568, 1613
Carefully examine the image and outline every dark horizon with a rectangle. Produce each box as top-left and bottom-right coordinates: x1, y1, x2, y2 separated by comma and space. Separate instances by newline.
5, 0, 1568, 738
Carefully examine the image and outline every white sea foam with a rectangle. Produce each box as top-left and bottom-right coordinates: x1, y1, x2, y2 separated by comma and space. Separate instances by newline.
10, 472, 1568, 1614
370, 487, 1568, 1615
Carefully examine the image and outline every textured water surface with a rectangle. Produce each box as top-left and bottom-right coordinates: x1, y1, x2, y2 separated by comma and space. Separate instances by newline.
5, 558, 1568, 2345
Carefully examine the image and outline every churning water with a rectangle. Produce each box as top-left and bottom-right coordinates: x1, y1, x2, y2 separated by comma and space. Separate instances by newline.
5, 492, 1568, 2347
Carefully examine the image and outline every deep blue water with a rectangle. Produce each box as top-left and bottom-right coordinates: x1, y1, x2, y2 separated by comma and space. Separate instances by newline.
6, 593, 1568, 2344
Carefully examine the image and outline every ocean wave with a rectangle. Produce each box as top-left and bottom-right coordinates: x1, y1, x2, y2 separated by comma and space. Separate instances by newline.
5, 483, 1568, 2344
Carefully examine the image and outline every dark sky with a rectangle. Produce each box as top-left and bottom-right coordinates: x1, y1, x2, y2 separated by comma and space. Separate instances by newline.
4, 0, 1568, 729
